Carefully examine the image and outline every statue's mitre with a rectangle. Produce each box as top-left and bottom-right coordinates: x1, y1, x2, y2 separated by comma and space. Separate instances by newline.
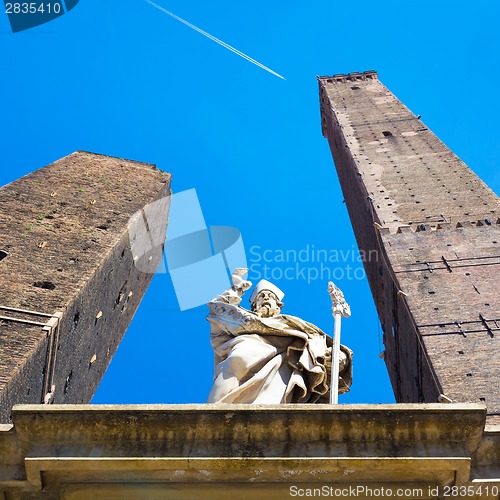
249, 279, 285, 304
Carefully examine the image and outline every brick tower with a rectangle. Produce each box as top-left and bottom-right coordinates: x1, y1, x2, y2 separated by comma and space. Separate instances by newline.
319, 71, 500, 423
0, 152, 171, 421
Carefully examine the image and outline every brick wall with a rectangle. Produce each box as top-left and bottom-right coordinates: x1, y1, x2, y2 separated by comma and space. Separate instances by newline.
319, 72, 500, 424
0, 152, 171, 422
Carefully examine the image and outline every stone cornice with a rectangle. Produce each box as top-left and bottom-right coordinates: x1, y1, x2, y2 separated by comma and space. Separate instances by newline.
1, 404, 496, 497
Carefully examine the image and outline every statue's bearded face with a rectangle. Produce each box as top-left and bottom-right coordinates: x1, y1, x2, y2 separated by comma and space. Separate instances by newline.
252, 290, 283, 318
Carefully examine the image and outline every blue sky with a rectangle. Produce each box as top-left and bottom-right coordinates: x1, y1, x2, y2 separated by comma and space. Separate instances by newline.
1, 0, 499, 405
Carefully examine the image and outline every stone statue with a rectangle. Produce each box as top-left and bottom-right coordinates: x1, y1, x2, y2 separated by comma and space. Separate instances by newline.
207, 269, 353, 404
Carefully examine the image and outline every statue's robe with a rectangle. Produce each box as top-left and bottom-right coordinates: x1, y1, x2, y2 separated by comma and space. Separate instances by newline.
207, 300, 353, 404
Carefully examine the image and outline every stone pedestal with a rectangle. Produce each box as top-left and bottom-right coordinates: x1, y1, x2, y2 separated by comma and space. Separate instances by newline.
1, 404, 499, 499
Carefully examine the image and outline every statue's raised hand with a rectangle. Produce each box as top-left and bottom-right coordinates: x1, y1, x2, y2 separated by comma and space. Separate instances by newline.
231, 268, 252, 296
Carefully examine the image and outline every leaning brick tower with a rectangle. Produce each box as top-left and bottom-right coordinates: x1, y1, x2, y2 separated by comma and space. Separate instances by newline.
0, 152, 171, 421
319, 71, 500, 424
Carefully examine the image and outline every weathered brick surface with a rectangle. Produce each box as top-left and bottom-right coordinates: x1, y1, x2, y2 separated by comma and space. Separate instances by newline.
0, 152, 171, 422
319, 72, 500, 425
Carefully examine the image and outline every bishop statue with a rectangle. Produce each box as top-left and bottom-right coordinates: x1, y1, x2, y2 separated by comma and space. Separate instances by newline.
207, 269, 352, 404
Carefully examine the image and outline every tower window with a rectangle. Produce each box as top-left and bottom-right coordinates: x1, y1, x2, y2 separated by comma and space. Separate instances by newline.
33, 281, 56, 290
0, 250, 7, 262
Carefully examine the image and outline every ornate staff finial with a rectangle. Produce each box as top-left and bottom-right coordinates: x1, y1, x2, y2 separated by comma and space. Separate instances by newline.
327, 281, 351, 404
328, 281, 351, 318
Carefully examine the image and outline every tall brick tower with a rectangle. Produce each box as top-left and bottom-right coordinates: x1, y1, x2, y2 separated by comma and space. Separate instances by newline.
0, 152, 171, 422
319, 71, 500, 423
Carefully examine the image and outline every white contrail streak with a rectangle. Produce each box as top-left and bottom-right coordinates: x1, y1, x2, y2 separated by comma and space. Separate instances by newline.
143, 0, 286, 80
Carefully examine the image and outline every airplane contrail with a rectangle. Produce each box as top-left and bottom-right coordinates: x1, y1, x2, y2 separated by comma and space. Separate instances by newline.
143, 0, 286, 80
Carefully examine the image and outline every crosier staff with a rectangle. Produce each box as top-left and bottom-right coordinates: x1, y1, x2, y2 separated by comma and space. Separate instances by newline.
328, 281, 351, 404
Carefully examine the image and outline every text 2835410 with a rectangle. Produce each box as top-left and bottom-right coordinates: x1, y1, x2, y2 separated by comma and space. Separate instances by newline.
5, 2, 62, 14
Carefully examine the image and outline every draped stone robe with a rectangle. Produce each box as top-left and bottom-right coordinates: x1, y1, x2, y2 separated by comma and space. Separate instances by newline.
207, 299, 352, 404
